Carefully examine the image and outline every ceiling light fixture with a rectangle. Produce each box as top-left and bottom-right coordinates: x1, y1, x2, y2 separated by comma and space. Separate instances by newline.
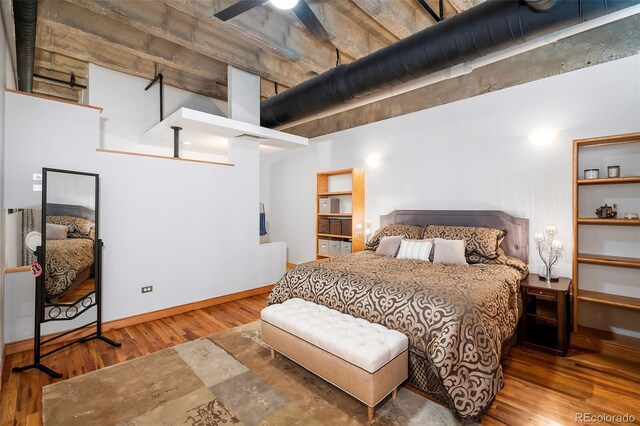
270, 0, 298, 10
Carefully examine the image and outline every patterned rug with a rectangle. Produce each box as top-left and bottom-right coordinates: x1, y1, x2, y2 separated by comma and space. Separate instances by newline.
43, 321, 463, 425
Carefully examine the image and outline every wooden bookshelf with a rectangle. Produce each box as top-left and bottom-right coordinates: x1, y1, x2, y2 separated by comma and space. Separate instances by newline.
316, 168, 364, 260
577, 253, 640, 269
572, 131, 640, 359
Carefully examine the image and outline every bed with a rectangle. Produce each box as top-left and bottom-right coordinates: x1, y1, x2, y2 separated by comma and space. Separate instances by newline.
267, 210, 529, 423
45, 204, 96, 301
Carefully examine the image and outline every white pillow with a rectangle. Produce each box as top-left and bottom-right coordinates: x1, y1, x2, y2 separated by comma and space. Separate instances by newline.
46, 223, 69, 240
433, 238, 468, 266
396, 239, 433, 261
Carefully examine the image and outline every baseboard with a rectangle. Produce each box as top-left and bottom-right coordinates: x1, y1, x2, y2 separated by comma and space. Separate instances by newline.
4, 284, 274, 356
571, 326, 640, 363
286, 262, 297, 270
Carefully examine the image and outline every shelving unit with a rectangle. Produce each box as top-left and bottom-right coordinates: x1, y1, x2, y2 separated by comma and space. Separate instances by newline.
572, 131, 640, 358
316, 168, 365, 260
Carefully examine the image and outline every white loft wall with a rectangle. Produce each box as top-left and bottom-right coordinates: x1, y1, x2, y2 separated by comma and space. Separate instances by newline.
2, 64, 282, 342
89, 64, 228, 162
262, 55, 640, 335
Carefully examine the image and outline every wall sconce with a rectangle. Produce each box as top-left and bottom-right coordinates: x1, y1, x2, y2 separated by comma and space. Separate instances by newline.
528, 127, 559, 146
365, 155, 381, 168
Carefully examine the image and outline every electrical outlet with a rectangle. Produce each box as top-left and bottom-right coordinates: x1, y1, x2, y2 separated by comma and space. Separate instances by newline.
141, 285, 153, 294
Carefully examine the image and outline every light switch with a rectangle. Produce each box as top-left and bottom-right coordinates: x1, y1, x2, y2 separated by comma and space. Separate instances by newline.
33, 184, 42, 192
33, 173, 42, 181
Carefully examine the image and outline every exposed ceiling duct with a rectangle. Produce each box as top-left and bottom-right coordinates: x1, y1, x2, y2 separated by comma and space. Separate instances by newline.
261, 0, 639, 128
13, 0, 38, 92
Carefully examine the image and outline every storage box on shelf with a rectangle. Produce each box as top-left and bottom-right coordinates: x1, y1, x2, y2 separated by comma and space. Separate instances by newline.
572, 131, 640, 361
316, 169, 365, 259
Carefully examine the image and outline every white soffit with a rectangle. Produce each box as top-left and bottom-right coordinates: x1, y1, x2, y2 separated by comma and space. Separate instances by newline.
139, 108, 308, 154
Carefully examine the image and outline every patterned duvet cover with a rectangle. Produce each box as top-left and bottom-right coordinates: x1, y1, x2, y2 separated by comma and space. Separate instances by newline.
268, 250, 528, 423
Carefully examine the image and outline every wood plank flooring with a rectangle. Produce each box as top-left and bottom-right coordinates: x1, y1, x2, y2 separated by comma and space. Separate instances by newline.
2, 293, 640, 425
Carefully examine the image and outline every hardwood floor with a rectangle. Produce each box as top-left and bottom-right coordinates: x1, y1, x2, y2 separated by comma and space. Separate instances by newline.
2, 293, 640, 425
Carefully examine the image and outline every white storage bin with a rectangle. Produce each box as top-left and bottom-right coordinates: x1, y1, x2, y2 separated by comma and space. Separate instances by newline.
329, 240, 341, 256
318, 239, 330, 255
340, 241, 352, 255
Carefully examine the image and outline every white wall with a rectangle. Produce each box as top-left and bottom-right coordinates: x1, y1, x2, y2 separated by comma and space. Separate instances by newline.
3, 66, 284, 343
0, 0, 16, 378
47, 172, 96, 209
262, 54, 640, 335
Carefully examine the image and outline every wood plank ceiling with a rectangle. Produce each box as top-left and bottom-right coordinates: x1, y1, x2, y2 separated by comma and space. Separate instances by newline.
33, 0, 478, 104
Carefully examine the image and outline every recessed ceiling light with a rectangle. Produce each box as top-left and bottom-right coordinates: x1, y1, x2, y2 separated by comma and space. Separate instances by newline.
270, 0, 298, 10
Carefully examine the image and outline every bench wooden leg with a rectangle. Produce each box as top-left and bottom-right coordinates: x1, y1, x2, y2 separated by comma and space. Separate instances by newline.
367, 406, 374, 422
270, 348, 275, 359
392, 387, 397, 400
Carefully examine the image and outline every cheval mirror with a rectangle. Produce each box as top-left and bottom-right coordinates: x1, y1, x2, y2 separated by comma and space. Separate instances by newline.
13, 168, 120, 378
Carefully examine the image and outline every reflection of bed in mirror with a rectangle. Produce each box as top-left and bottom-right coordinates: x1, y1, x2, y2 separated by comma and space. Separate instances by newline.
45, 203, 96, 302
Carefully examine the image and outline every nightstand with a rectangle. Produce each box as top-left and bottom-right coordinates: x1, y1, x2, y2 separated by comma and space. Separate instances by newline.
519, 274, 572, 356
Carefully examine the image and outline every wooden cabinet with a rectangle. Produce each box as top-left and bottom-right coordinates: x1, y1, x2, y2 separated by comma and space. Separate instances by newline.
316, 169, 365, 259
519, 274, 571, 356
571, 132, 640, 361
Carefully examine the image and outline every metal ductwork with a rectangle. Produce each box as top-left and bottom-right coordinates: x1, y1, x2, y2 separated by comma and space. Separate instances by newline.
13, 0, 38, 92
261, 0, 638, 128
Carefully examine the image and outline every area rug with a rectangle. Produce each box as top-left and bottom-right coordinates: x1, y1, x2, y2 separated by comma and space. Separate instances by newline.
43, 321, 464, 425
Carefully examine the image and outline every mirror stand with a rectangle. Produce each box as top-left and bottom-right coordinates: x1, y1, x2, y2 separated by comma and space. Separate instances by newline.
12, 242, 121, 378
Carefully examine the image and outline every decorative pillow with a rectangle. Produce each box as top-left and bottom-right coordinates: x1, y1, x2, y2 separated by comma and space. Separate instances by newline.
432, 238, 468, 266
365, 224, 424, 251
396, 239, 433, 261
422, 225, 505, 262
47, 215, 95, 240
46, 223, 69, 240
375, 236, 404, 257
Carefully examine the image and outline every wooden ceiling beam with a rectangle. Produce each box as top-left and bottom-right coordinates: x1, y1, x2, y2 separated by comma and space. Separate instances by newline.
162, 0, 347, 73
36, 21, 229, 101
350, 0, 435, 39
34, 48, 88, 78
32, 80, 80, 101
33, 66, 88, 88
38, 1, 229, 85
63, 0, 313, 88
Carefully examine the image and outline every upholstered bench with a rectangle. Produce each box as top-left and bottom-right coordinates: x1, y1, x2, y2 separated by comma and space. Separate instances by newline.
261, 298, 408, 421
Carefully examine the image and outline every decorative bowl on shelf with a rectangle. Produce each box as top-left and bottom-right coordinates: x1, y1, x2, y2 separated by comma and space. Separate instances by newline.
595, 203, 617, 219
624, 212, 639, 219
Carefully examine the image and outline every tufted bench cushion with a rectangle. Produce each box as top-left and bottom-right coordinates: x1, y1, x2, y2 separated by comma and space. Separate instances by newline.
261, 298, 409, 421
261, 298, 408, 373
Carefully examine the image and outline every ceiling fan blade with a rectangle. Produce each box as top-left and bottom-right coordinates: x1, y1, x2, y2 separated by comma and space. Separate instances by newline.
214, 0, 268, 21
292, 1, 331, 41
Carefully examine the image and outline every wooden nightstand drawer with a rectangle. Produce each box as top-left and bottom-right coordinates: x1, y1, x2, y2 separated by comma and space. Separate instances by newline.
526, 288, 556, 300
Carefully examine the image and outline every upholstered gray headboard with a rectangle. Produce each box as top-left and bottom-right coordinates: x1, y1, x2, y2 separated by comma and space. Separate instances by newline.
380, 210, 529, 262
46, 203, 95, 221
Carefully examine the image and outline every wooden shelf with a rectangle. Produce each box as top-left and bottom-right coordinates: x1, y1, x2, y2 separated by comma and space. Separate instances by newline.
577, 218, 640, 226
578, 176, 640, 185
577, 253, 640, 269
317, 213, 352, 217
317, 168, 354, 176
577, 290, 640, 311
97, 149, 234, 167
318, 233, 352, 239
317, 191, 352, 196
316, 254, 333, 258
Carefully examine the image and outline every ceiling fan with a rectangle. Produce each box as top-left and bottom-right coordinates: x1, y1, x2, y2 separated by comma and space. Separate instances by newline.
215, 0, 331, 41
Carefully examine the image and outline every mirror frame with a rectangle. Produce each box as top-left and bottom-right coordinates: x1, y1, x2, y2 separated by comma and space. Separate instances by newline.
42, 168, 100, 308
